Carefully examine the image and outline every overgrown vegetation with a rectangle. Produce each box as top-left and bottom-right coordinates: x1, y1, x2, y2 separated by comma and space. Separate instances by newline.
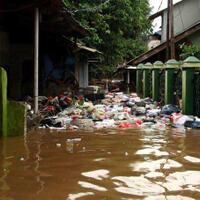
179, 43, 200, 60
63, 0, 151, 79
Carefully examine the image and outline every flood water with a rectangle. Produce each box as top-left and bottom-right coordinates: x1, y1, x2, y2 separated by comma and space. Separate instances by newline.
0, 128, 200, 200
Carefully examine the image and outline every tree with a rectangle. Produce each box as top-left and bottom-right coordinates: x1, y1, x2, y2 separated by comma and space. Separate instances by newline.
63, 0, 151, 79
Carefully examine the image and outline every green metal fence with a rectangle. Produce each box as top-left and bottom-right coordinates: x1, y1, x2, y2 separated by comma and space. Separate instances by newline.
194, 71, 200, 117
135, 56, 200, 116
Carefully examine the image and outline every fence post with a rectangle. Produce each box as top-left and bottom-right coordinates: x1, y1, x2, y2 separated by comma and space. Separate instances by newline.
164, 59, 180, 105
143, 62, 152, 98
136, 63, 143, 97
182, 56, 200, 115
0, 67, 8, 137
152, 61, 163, 102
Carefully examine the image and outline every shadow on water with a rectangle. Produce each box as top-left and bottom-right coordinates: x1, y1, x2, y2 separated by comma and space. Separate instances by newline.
0, 128, 200, 200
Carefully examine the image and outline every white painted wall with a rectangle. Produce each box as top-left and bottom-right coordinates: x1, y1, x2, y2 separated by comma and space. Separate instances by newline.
161, 0, 200, 42
79, 57, 88, 88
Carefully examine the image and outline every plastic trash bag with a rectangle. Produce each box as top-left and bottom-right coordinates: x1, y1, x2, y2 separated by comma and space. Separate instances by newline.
161, 104, 180, 115
184, 120, 200, 129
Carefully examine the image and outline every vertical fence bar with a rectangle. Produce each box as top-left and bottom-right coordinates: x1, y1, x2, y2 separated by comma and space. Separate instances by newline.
0, 67, 7, 137
164, 59, 179, 105
136, 64, 143, 97
152, 61, 163, 102
194, 71, 200, 117
159, 68, 165, 105
182, 56, 200, 115
143, 62, 152, 98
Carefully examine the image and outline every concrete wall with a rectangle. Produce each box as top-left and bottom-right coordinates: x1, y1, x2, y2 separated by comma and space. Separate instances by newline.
148, 39, 161, 50
7, 101, 26, 136
0, 67, 26, 137
161, 0, 200, 42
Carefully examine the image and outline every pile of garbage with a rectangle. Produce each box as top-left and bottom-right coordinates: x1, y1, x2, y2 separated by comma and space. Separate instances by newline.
26, 92, 200, 131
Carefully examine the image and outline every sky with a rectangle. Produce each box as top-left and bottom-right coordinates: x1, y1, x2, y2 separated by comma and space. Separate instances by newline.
149, 0, 182, 31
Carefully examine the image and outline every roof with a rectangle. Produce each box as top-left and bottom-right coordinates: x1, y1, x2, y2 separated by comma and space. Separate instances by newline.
126, 21, 200, 66
1, 0, 89, 38
60, 37, 102, 54
75, 43, 102, 54
41, 11, 89, 38
40, 0, 89, 38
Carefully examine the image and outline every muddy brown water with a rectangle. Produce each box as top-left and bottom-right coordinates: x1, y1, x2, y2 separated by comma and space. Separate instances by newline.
0, 128, 200, 200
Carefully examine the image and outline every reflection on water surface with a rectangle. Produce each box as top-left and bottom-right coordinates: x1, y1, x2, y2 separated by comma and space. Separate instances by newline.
0, 128, 200, 200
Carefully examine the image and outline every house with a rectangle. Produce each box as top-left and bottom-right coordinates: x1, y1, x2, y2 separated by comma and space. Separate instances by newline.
147, 31, 161, 50
160, 0, 200, 44
127, 0, 200, 66
73, 43, 102, 88
0, 0, 99, 100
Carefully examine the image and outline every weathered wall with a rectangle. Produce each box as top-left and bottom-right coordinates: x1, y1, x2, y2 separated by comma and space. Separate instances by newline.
161, 0, 200, 42
148, 39, 161, 50
76, 54, 89, 88
79, 56, 88, 88
7, 101, 26, 137
0, 67, 26, 137
75, 54, 80, 82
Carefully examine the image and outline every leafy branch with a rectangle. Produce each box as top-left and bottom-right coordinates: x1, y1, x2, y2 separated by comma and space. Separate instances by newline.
179, 43, 200, 59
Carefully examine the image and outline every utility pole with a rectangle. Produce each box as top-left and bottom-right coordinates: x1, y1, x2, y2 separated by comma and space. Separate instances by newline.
169, 0, 175, 59
167, 0, 175, 59
166, 0, 170, 60
34, 7, 39, 114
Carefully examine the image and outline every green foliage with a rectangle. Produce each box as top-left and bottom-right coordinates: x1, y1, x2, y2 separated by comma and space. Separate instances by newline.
63, 0, 151, 78
179, 43, 200, 60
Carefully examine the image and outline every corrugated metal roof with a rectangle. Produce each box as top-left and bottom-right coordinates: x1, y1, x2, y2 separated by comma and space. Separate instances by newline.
75, 43, 102, 54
